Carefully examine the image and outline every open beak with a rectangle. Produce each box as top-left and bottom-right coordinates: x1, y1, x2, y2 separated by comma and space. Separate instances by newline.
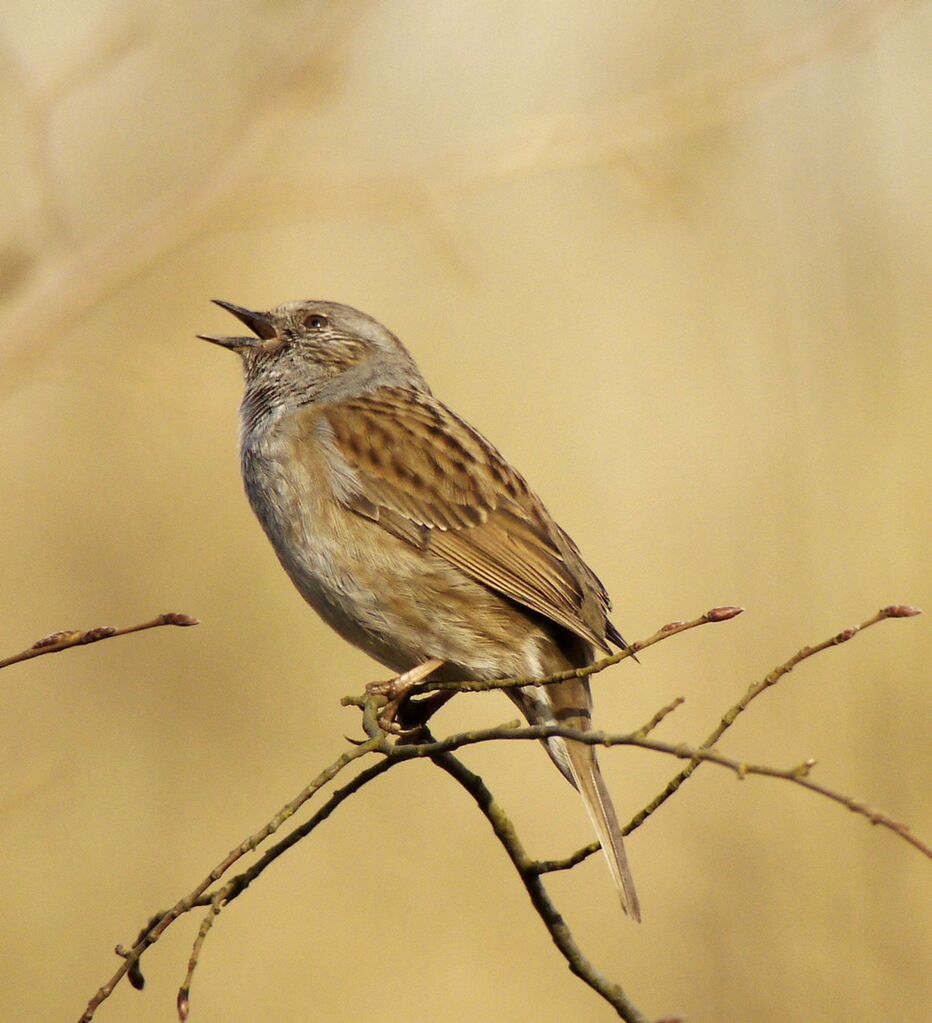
197, 299, 276, 351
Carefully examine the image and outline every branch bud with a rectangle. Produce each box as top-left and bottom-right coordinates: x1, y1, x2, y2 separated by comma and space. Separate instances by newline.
81, 626, 118, 643
160, 613, 200, 626
882, 604, 922, 618
31, 630, 80, 649
707, 606, 744, 622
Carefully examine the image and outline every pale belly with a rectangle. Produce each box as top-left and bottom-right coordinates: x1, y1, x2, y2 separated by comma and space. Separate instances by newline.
240, 430, 552, 681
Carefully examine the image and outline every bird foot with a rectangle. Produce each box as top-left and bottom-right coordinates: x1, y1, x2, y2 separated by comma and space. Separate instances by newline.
366, 658, 445, 734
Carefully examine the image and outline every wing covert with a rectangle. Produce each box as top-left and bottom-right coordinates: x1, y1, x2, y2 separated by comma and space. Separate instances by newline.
316, 388, 617, 651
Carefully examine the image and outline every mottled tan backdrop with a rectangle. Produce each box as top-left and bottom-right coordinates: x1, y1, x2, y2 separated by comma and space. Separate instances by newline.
1, 2, 929, 1021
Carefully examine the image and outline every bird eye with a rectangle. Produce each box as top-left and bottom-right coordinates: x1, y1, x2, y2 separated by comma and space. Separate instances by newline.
306, 314, 328, 331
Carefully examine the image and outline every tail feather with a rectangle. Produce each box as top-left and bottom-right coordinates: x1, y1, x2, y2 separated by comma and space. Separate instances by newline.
563, 736, 641, 922
510, 680, 641, 921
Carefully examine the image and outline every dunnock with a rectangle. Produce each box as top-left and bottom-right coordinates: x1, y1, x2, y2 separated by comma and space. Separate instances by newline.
199, 299, 640, 920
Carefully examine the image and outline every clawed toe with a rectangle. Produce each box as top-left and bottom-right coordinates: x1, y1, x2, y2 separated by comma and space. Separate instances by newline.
366, 658, 445, 733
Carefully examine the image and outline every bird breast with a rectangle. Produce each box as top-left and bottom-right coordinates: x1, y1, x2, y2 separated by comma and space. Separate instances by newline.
238, 410, 555, 679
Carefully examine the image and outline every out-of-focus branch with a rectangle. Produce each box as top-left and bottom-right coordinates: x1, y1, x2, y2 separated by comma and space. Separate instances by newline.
79, 602, 925, 1022
442, 0, 919, 194
0, 612, 198, 672
0, 17, 147, 253
1, 1, 915, 398
0, 1, 372, 400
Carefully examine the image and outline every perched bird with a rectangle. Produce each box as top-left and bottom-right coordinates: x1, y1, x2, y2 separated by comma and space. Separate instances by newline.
199, 299, 641, 920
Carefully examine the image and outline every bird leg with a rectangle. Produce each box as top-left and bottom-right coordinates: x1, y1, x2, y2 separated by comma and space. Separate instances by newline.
394, 689, 456, 735
366, 657, 445, 734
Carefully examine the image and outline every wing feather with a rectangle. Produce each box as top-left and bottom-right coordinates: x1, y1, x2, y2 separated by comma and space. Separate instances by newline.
316, 388, 619, 651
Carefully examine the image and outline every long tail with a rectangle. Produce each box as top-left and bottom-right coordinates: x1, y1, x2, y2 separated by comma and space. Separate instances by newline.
562, 728, 641, 922
511, 678, 641, 921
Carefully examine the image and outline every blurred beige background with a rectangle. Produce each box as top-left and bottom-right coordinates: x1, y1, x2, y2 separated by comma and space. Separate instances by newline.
1, 1, 929, 1020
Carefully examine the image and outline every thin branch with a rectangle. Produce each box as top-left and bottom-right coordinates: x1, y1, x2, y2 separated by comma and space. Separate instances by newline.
79, 736, 383, 1022
0, 612, 198, 671
633, 696, 686, 739
176, 894, 220, 1022
174, 756, 399, 1018
79, 602, 924, 1020
531, 840, 601, 877
544, 604, 924, 873
395, 722, 930, 859
341, 606, 744, 709
430, 749, 651, 1023
624, 604, 922, 835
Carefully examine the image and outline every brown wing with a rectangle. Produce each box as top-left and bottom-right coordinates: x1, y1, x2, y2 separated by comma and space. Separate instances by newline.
317, 387, 618, 652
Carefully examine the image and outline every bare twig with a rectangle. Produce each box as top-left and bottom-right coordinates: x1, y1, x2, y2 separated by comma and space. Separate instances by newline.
430, 749, 651, 1023
341, 606, 744, 709
633, 696, 686, 739
624, 604, 922, 835
546, 604, 924, 873
79, 737, 383, 1022
395, 722, 930, 859
176, 893, 220, 1022
0, 612, 198, 672
80, 602, 924, 1021
531, 840, 602, 876
173, 756, 399, 1018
